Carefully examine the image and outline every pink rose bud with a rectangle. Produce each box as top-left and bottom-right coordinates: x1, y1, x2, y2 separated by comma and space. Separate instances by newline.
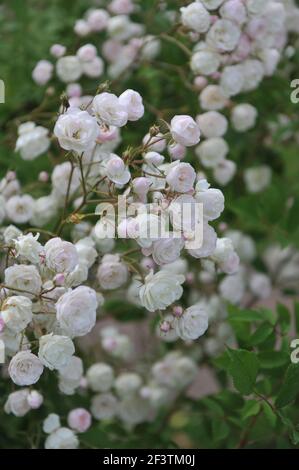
172, 306, 183, 317
38, 171, 49, 183
77, 44, 97, 62
132, 177, 151, 195
103, 337, 117, 352
186, 272, 195, 284
167, 143, 187, 160
140, 257, 155, 271
50, 44, 66, 58
211, 72, 221, 80
67, 408, 92, 433
210, 15, 218, 24
27, 391, 43, 409
109, 0, 134, 15
194, 76, 208, 91
54, 273, 65, 286
80, 377, 88, 389
160, 320, 171, 333
218, 222, 228, 232
66, 83, 82, 98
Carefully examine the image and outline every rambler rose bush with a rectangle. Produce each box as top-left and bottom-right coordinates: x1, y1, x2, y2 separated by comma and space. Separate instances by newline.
1, 0, 299, 450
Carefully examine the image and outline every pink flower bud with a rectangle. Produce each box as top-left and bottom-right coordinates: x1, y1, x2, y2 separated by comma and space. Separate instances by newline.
160, 320, 171, 333
38, 171, 49, 183
27, 390, 43, 409
50, 44, 66, 58
140, 257, 155, 271
132, 177, 151, 195
54, 273, 65, 286
167, 143, 187, 160
77, 44, 97, 62
66, 83, 82, 98
172, 306, 183, 317
186, 272, 195, 284
194, 76, 208, 90
67, 408, 92, 433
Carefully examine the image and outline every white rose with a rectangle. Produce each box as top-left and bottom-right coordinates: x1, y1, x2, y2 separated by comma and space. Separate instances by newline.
56, 56, 82, 83
3, 225, 22, 243
118, 396, 150, 426
5, 264, 42, 298
220, 0, 247, 25
54, 108, 98, 153
30, 195, 58, 227
77, 44, 97, 62
190, 49, 220, 75
105, 154, 131, 185
180, 2, 210, 33
97, 253, 128, 290
15, 122, 50, 160
8, 351, 44, 386
187, 222, 217, 258
219, 273, 245, 304
207, 19, 241, 52
75, 237, 97, 268
1, 296, 32, 333
241, 59, 264, 92
58, 356, 83, 395
56, 286, 98, 338
199, 85, 227, 111
82, 56, 104, 78
32, 60, 53, 85
114, 373, 142, 397
174, 305, 209, 340
51, 162, 80, 200
4, 389, 31, 417
249, 272, 272, 299
118, 89, 144, 121
231, 103, 258, 132
246, 0, 269, 16
170, 115, 200, 147
244, 165, 272, 193
45, 237, 78, 273
91, 393, 118, 420
87, 363, 114, 392
196, 111, 228, 139
213, 159, 236, 186
14, 232, 43, 263
166, 162, 196, 193
45, 427, 79, 449
139, 270, 185, 312
195, 185, 224, 221
212, 237, 240, 274
196, 137, 228, 168
225, 230, 256, 263
38, 333, 75, 370
43, 413, 61, 434
65, 263, 88, 288
6, 194, 34, 224
220, 65, 244, 97
92, 92, 128, 127
86, 8, 110, 32
152, 238, 184, 266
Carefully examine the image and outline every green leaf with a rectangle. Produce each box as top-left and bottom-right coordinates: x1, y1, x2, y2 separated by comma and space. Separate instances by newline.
250, 324, 273, 346
262, 402, 277, 428
211, 419, 229, 442
276, 363, 299, 408
241, 400, 261, 420
277, 304, 291, 334
227, 348, 260, 395
258, 351, 289, 369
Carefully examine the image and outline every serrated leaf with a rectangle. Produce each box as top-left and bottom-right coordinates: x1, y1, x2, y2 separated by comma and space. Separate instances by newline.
227, 348, 260, 395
